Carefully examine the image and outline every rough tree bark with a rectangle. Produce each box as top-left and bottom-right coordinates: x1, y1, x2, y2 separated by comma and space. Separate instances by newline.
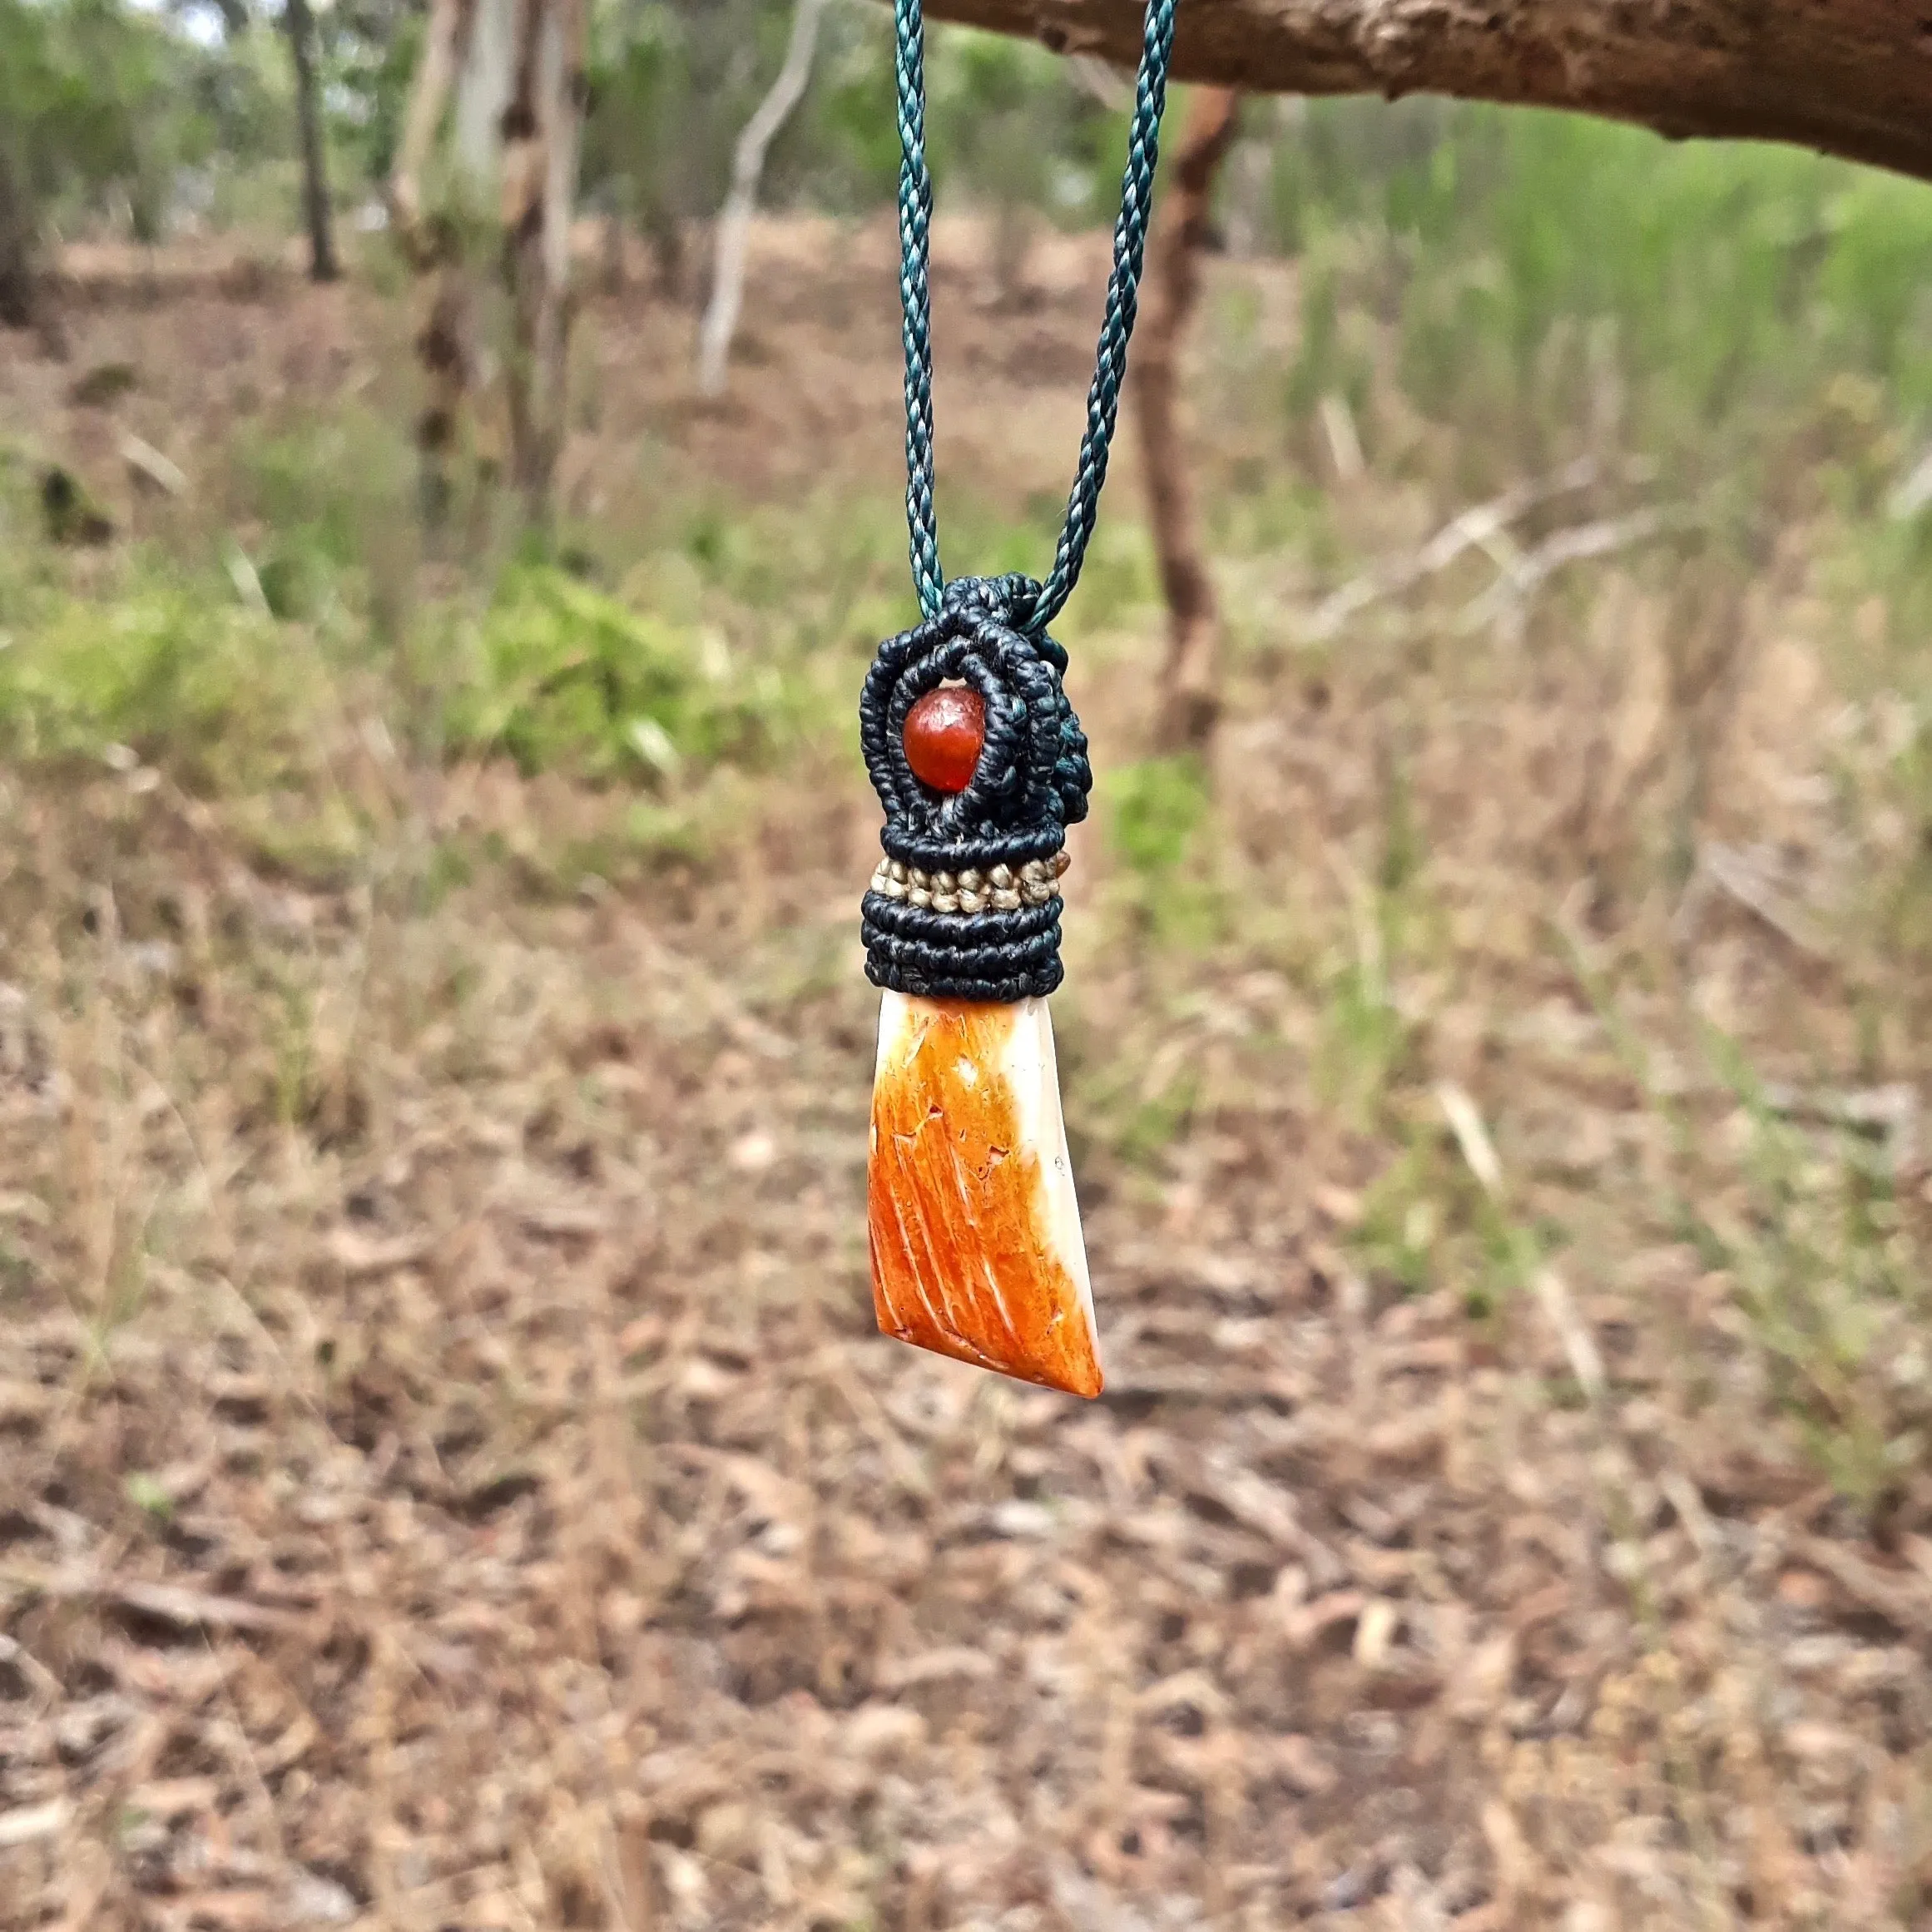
1134, 85, 1239, 753
392, 0, 488, 524
391, 0, 588, 532
284, 0, 339, 283
919, 1, 1932, 186
501, 0, 589, 529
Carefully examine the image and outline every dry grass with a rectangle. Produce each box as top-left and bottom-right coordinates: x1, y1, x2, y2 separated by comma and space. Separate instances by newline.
3, 217, 1932, 1932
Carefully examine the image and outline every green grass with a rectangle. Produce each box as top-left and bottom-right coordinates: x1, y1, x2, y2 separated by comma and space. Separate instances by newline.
1693, 1028, 1932, 1510
436, 564, 789, 781
1273, 102, 1932, 493
0, 570, 317, 790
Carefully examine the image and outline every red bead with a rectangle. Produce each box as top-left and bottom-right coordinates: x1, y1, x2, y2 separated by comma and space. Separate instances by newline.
904, 686, 985, 794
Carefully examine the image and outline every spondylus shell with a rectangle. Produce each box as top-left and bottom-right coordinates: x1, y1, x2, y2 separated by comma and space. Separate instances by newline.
868, 991, 1100, 1398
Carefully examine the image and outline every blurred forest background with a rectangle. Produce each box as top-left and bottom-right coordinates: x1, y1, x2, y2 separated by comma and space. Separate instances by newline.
8, 2, 1932, 1928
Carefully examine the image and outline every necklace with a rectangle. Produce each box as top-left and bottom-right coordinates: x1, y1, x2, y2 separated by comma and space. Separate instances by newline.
860, 0, 1180, 1398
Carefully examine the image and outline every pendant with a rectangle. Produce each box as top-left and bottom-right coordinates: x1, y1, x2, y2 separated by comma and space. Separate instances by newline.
859, 577, 1101, 1397
869, 990, 1100, 1397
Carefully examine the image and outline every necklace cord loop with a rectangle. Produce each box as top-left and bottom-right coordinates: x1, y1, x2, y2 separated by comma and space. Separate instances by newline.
894, 0, 1180, 633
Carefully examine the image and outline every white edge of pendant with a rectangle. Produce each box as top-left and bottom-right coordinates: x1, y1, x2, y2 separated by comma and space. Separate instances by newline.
998, 995, 1096, 1335
874, 985, 923, 1082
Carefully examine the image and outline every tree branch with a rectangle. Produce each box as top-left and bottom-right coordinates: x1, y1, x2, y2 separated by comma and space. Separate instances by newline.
918, 0, 1932, 185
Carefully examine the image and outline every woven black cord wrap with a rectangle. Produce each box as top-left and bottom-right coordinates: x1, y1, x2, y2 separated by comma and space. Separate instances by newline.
860, 576, 1092, 1003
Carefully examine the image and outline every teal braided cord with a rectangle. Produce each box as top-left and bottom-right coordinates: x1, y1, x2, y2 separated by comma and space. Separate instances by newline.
894, 0, 1178, 632
1032, 0, 1177, 632
895, 0, 944, 617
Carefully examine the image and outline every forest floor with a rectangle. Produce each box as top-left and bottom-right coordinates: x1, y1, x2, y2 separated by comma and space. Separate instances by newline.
3, 219, 1932, 1932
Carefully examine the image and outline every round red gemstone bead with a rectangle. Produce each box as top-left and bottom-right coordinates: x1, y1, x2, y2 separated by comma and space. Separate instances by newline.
903, 685, 985, 794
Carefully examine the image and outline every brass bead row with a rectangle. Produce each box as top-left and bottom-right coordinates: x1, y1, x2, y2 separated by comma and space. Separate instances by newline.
869, 849, 1070, 915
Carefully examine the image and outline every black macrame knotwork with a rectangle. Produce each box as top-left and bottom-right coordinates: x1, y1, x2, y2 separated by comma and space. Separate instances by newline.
859, 576, 1092, 1003
864, 0, 1176, 1005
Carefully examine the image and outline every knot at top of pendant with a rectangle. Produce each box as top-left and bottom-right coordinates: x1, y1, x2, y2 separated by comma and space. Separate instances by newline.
942, 572, 1040, 622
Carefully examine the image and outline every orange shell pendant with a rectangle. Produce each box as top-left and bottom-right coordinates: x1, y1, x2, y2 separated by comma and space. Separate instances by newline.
868, 990, 1102, 1397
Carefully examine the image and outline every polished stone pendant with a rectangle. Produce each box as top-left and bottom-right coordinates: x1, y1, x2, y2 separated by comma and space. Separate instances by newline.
858, 577, 1099, 1397
869, 989, 1101, 1397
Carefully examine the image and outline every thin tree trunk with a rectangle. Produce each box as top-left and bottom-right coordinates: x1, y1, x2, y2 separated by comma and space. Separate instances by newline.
0, 134, 35, 331
919, 0, 1932, 187
501, 0, 587, 531
643, 200, 686, 301
458, 0, 520, 181
501, 0, 547, 518
601, 199, 627, 295
414, 266, 475, 526
285, 0, 339, 283
391, 0, 582, 532
392, 0, 495, 528
391, 0, 476, 245
1135, 86, 1239, 753
531, 0, 588, 506
696, 0, 830, 398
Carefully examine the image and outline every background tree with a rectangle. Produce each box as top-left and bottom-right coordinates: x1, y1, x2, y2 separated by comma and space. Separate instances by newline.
0, 0, 246, 325
281, 0, 339, 281
1132, 84, 1239, 750
0, 0, 53, 324
389, 0, 591, 532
